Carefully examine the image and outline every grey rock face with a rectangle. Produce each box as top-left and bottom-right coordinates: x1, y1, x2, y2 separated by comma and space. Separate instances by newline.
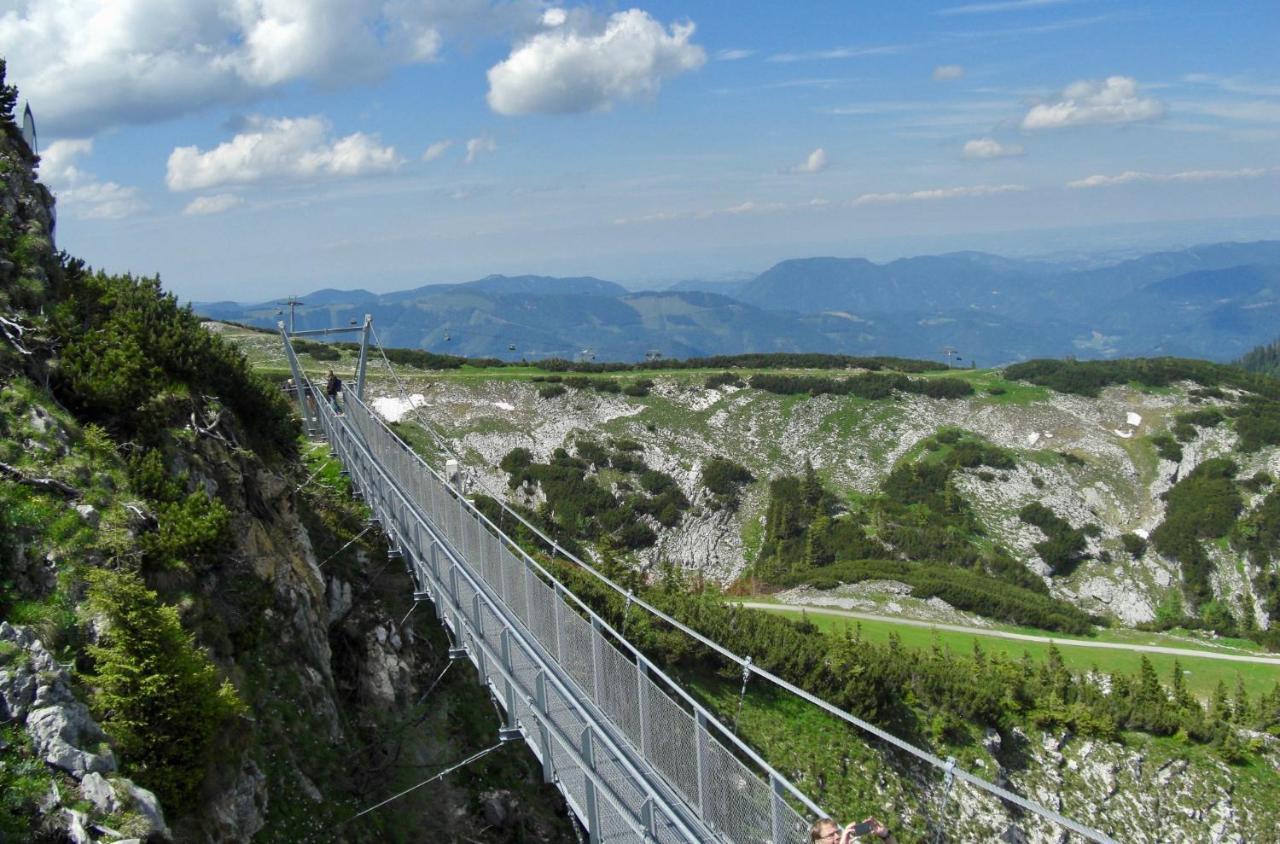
207, 760, 267, 842
1, 623, 116, 777
79, 771, 120, 814
27, 704, 116, 777
74, 503, 100, 528
117, 777, 170, 839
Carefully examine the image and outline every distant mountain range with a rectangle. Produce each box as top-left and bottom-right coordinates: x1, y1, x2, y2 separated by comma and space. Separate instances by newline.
196, 241, 1280, 365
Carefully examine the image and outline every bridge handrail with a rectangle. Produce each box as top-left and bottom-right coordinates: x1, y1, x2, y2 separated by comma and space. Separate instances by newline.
292, 349, 1118, 844
314, 389, 708, 841
335, 397, 824, 824
351, 390, 1116, 842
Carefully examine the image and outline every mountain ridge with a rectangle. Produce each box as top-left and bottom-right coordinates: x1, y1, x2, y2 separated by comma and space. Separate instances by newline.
195, 240, 1280, 365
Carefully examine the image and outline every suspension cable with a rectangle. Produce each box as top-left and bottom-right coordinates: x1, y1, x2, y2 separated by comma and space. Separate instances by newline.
316, 525, 374, 570
332, 742, 504, 831
311, 338, 1118, 844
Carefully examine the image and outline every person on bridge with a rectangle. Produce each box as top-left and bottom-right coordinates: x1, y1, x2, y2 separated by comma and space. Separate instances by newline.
325, 370, 343, 412
810, 816, 897, 843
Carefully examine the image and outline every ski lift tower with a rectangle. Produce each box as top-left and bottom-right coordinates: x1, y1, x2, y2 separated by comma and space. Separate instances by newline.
942, 346, 958, 369
280, 296, 305, 334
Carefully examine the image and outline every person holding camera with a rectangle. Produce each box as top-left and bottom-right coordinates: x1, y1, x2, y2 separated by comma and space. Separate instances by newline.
810, 816, 897, 843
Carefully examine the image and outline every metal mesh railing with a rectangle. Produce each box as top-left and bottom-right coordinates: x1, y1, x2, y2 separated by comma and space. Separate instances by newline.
321, 390, 819, 842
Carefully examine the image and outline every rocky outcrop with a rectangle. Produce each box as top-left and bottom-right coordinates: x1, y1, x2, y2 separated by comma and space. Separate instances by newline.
1, 622, 169, 841
385, 376, 1280, 627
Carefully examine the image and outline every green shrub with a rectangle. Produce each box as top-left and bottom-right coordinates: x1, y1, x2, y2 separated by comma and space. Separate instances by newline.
48, 264, 297, 459
623, 379, 654, 397
1228, 398, 1280, 452
1121, 533, 1148, 557
1003, 357, 1280, 399
1151, 458, 1242, 610
701, 461, 747, 502
538, 383, 567, 399
1149, 432, 1183, 462
1019, 502, 1088, 576
705, 372, 744, 389
85, 568, 244, 812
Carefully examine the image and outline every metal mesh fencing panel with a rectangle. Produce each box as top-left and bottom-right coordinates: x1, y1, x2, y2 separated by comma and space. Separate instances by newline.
502, 548, 530, 626
508, 636, 540, 696
328, 399, 835, 842
480, 530, 502, 593
591, 744, 651, 842
594, 794, 637, 843
524, 572, 559, 661
543, 683, 588, 818
640, 675, 701, 811
556, 602, 596, 700
596, 636, 643, 751
698, 726, 772, 842
455, 576, 478, 634
464, 510, 483, 567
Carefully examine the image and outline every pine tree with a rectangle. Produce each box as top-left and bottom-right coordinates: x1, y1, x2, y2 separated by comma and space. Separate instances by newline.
85, 568, 244, 812
0, 60, 17, 124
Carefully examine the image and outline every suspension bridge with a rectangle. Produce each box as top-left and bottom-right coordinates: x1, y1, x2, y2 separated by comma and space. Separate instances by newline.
278, 320, 1117, 843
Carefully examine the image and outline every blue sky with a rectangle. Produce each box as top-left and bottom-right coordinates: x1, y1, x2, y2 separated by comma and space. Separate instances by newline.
4, 0, 1279, 301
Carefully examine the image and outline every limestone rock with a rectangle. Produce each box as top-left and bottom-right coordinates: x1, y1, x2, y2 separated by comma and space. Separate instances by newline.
64, 808, 91, 844
74, 503, 100, 528
27, 704, 116, 777
79, 771, 119, 814
116, 777, 170, 840
207, 760, 267, 842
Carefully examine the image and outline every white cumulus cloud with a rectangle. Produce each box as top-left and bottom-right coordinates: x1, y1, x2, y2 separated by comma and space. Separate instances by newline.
851, 183, 1024, 205
0, 0, 543, 136
166, 115, 401, 191
932, 64, 965, 81
463, 136, 497, 165
962, 137, 1024, 158
795, 148, 829, 173
486, 9, 706, 115
422, 140, 454, 162
1066, 166, 1278, 189
38, 138, 145, 220
183, 194, 244, 215
1022, 76, 1163, 129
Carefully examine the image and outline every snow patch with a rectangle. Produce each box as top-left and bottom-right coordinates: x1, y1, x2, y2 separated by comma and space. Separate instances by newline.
372, 394, 427, 422
1126, 411, 1142, 427
492, 401, 515, 411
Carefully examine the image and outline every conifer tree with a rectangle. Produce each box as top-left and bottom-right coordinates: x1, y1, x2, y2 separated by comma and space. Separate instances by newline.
85, 568, 244, 811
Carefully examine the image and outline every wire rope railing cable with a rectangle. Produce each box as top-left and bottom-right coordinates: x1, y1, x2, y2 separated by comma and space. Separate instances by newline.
343, 392, 824, 823
309, 389, 713, 843
290, 338, 1117, 844
356, 395, 1117, 843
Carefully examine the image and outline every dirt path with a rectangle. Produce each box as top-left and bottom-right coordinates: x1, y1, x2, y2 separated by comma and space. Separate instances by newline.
734, 601, 1280, 666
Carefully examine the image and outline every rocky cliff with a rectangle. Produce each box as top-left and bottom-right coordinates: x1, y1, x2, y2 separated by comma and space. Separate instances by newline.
0, 79, 574, 842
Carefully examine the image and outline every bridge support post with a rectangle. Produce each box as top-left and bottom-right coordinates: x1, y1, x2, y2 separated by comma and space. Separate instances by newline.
590, 617, 605, 705
499, 629, 519, 735
694, 711, 708, 816
640, 798, 656, 840
580, 726, 601, 843
534, 671, 554, 785
355, 314, 372, 400
472, 592, 488, 684
770, 773, 786, 844
636, 661, 650, 757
